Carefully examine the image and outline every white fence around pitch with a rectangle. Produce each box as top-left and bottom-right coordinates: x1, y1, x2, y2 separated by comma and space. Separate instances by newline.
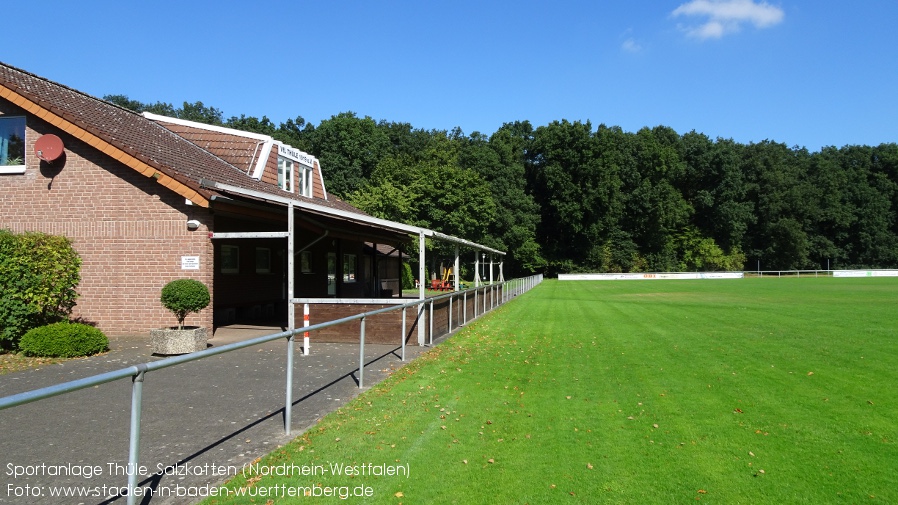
559, 272, 744, 281
559, 270, 898, 280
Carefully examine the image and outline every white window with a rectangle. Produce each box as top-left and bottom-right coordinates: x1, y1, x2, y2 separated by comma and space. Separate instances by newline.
0, 116, 26, 174
277, 156, 293, 192
299, 164, 313, 197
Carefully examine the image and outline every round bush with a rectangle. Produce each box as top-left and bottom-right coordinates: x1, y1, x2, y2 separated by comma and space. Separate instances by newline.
160, 279, 210, 329
19, 322, 109, 358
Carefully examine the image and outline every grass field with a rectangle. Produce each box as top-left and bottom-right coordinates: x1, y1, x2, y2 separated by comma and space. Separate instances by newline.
205, 278, 897, 504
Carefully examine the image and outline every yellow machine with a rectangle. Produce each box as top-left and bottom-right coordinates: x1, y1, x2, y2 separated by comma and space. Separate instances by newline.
431, 267, 454, 291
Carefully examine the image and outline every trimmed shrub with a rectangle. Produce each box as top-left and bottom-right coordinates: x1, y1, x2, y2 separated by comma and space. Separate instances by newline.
19, 322, 109, 358
0, 230, 81, 350
160, 279, 210, 329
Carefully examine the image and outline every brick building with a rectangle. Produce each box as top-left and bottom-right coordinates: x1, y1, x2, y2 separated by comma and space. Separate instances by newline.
0, 62, 503, 344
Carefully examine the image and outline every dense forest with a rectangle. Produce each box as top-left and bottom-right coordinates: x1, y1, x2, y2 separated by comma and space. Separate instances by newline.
106, 96, 898, 277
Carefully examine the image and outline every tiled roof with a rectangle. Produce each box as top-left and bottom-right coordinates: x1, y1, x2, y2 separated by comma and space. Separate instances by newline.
155, 121, 264, 174
0, 61, 370, 218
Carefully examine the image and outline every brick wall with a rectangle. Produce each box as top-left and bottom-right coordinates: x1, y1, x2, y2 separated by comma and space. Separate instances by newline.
0, 103, 214, 335
297, 297, 467, 346
298, 303, 424, 345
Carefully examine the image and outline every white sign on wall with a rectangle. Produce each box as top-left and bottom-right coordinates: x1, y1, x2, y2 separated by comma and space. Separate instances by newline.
833, 270, 898, 278
181, 256, 200, 270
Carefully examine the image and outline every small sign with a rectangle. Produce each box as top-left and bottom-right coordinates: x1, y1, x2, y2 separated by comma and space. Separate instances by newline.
181, 256, 200, 270
278, 144, 316, 167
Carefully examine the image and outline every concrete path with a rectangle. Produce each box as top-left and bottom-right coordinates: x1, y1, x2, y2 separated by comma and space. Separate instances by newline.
0, 325, 443, 504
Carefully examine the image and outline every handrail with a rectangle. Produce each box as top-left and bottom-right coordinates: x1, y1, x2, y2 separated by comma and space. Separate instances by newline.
0, 273, 543, 504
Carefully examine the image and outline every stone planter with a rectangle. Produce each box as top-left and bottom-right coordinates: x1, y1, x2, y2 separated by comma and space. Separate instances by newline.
150, 326, 208, 355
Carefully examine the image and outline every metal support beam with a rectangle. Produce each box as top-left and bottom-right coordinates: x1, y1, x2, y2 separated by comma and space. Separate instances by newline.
417, 232, 426, 345
401, 307, 407, 361
454, 245, 460, 292
474, 252, 480, 288
359, 317, 366, 388
489, 254, 494, 285
126, 365, 147, 505
285, 203, 296, 434
209, 231, 289, 239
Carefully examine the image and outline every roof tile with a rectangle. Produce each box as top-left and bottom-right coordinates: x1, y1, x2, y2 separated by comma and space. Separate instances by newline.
0, 61, 369, 217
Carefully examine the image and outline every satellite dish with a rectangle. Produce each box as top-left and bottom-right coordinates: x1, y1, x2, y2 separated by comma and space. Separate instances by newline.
34, 134, 64, 162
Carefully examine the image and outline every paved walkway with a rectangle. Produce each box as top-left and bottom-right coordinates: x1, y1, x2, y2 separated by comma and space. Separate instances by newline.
0, 325, 444, 504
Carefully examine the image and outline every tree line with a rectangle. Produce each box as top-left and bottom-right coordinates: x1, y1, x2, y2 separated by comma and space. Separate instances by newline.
106, 96, 898, 276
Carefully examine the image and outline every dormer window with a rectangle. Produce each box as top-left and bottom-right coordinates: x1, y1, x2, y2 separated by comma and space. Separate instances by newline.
277, 156, 293, 192
298, 163, 313, 197
0, 116, 26, 174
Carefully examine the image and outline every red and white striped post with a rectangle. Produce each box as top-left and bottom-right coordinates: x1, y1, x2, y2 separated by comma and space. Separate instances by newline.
303, 303, 310, 356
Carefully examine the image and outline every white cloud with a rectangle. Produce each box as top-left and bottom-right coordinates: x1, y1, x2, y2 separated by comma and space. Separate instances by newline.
621, 38, 643, 53
672, 0, 784, 39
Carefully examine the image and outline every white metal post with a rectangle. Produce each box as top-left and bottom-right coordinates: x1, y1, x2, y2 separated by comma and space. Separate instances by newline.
401, 306, 407, 361
303, 304, 310, 356
489, 254, 494, 285
454, 245, 460, 292
474, 252, 480, 287
449, 294, 453, 333
474, 287, 478, 318
417, 232, 426, 345
285, 202, 295, 434
359, 317, 366, 388
287, 203, 295, 332
126, 367, 146, 505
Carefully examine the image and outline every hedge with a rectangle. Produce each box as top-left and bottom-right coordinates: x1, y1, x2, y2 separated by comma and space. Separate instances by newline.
18, 322, 109, 358
0, 230, 81, 350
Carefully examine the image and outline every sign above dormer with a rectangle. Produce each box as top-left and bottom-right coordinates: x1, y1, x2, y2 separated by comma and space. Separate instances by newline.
278, 144, 315, 167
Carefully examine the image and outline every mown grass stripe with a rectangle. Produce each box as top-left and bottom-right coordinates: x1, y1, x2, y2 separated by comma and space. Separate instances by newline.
205, 278, 897, 504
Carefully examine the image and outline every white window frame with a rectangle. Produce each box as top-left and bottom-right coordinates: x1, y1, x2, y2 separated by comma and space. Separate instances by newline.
0, 116, 26, 174
277, 156, 293, 192
299, 163, 313, 197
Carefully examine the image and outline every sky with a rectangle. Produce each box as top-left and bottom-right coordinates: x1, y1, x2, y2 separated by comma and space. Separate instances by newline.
3, 1, 897, 152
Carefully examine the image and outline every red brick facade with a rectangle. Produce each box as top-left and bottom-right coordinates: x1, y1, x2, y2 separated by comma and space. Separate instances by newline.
0, 101, 214, 335
1, 63, 505, 345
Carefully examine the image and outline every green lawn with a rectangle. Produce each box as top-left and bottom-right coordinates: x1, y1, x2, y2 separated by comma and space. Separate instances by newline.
205, 278, 898, 504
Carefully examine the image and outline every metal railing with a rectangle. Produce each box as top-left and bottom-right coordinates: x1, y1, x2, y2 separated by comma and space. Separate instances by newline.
747, 269, 833, 278
0, 274, 542, 504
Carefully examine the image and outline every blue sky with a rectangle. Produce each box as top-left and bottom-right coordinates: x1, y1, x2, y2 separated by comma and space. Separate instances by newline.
4, 1, 897, 151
